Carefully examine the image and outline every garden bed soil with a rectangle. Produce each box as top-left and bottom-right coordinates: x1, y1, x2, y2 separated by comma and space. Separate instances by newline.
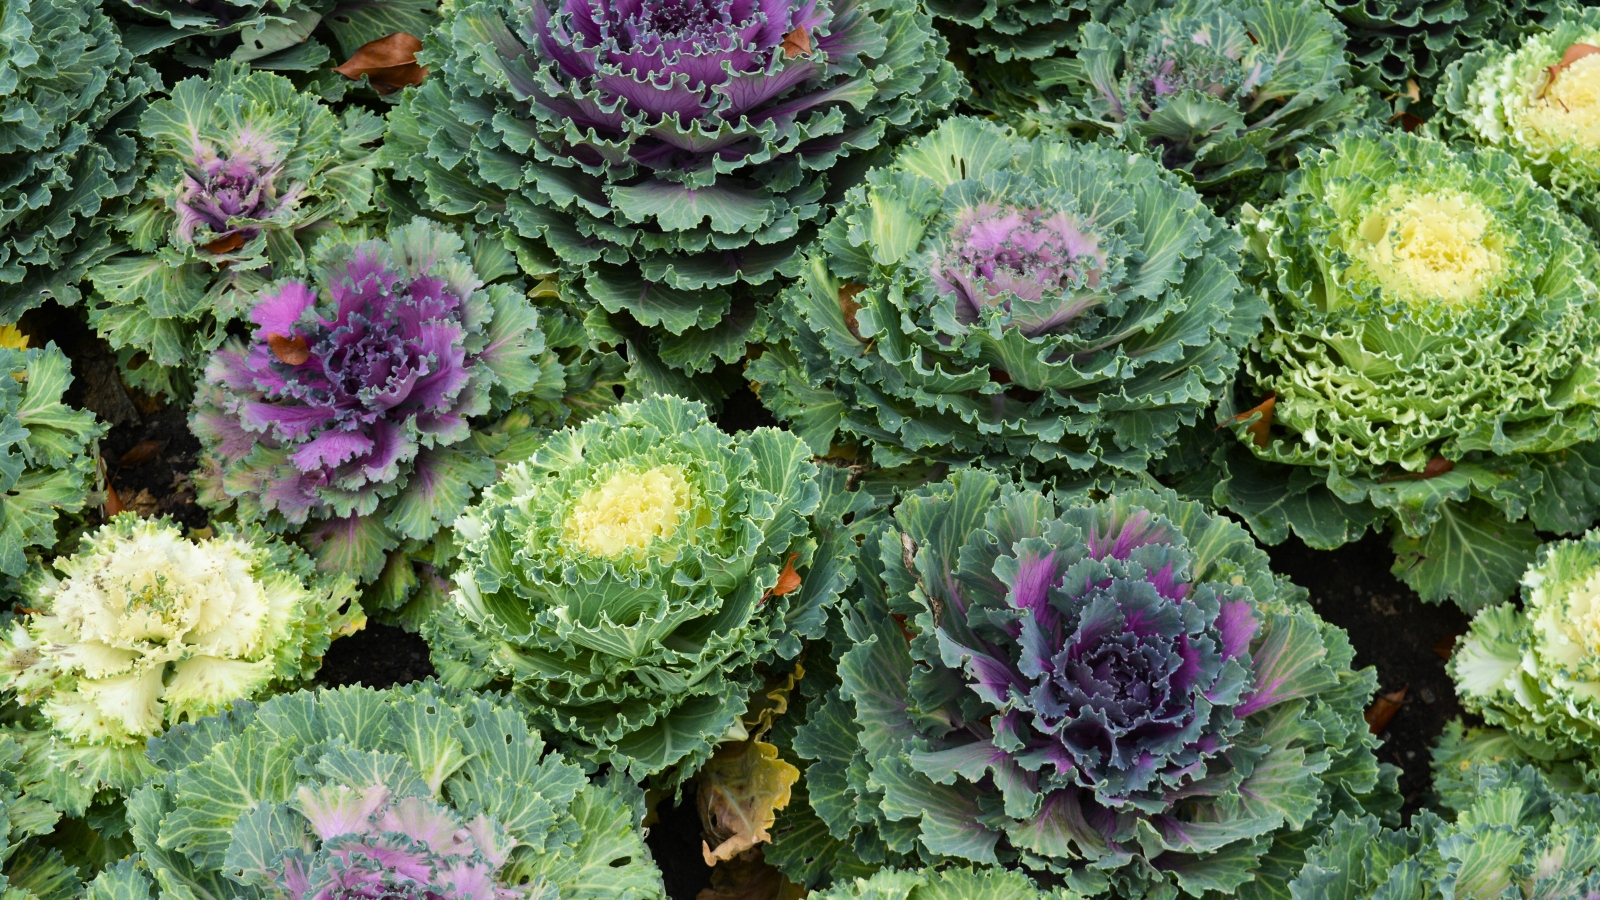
16, 305, 1473, 898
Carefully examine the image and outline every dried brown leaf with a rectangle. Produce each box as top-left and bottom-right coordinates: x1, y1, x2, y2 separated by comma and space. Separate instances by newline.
268, 333, 311, 366
1365, 685, 1408, 735
333, 33, 428, 94
204, 233, 246, 254
771, 553, 801, 598
698, 741, 800, 866
838, 282, 865, 341
1217, 394, 1275, 448
781, 25, 811, 59
118, 439, 167, 470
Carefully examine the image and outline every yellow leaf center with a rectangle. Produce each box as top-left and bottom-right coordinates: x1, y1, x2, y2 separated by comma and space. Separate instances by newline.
564, 465, 694, 558
1354, 188, 1506, 307
1527, 52, 1600, 150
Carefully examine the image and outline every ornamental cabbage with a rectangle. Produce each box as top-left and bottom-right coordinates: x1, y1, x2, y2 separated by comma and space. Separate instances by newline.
0, 0, 159, 322
436, 395, 868, 785
1288, 763, 1600, 900
1440, 6, 1600, 230
1429, 720, 1596, 812
1027, 0, 1369, 204
750, 116, 1257, 474
0, 515, 360, 794
0, 734, 76, 900
87, 62, 382, 399
1450, 529, 1600, 760
812, 866, 1080, 900
780, 470, 1389, 899
191, 219, 601, 615
0, 339, 105, 579
1318, 0, 1545, 116
1212, 129, 1600, 612
384, 0, 962, 375
122, 681, 665, 900
927, 0, 1086, 62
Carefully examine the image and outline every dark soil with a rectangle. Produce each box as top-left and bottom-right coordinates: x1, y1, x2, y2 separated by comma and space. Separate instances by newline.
1265, 532, 1472, 819
648, 782, 714, 900
314, 623, 437, 688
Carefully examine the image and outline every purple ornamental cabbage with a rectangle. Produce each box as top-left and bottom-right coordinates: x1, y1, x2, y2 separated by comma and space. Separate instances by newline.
123, 682, 665, 900
779, 471, 1391, 898
192, 219, 549, 588
384, 0, 963, 374
175, 153, 291, 249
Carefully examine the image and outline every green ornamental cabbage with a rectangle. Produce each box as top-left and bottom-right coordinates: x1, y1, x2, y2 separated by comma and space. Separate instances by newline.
436, 395, 870, 785
1429, 720, 1596, 812
0, 0, 159, 322
1213, 129, 1600, 612
121, 681, 665, 900
0, 515, 360, 796
1451, 529, 1600, 759
1020, 0, 1370, 206
751, 115, 1257, 474
1289, 763, 1600, 900
928, 0, 1087, 63
384, 0, 962, 378
0, 733, 76, 900
775, 470, 1391, 899
812, 866, 1080, 900
1440, 6, 1600, 230
1318, 0, 1560, 116
0, 337, 105, 580
86, 61, 382, 399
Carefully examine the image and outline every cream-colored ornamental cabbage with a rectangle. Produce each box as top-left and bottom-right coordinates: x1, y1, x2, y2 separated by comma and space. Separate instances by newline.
0, 515, 360, 792
1452, 528, 1600, 757
1443, 7, 1600, 226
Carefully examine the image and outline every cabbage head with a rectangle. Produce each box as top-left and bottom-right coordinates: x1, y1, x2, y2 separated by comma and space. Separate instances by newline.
86, 62, 381, 400
437, 395, 866, 785
1213, 129, 1600, 612
1023, 0, 1369, 206
384, 0, 962, 376
1440, 6, 1600, 230
190, 219, 611, 621
1319, 0, 1558, 116
813, 867, 1080, 900
1289, 763, 1600, 900
0, 0, 159, 322
122, 681, 665, 900
0, 337, 105, 580
1451, 529, 1600, 761
1429, 720, 1596, 812
778, 470, 1390, 899
751, 116, 1257, 475
0, 515, 360, 796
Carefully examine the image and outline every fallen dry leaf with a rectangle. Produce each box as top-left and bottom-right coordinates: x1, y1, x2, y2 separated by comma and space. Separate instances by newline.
1544, 42, 1600, 96
1217, 394, 1275, 448
1383, 456, 1455, 483
696, 848, 806, 900
781, 25, 811, 59
838, 283, 866, 341
103, 482, 125, 518
268, 333, 311, 366
1433, 630, 1466, 660
118, 439, 167, 470
334, 33, 429, 94
204, 233, 246, 254
740, 663, 803, 743
1365, 686, 1408, 735
124, 489, 161, 518
771, 553, 801, 598
698, 740, 800, 866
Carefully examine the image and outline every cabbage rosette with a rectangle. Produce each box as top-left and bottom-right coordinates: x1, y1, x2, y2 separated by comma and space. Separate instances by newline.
0, 0, 158, 322
1214, 129, 1600, 612
926, 0, 1087, 63
0, 337, 105, 579
1026, 0, 1368, 204
0, 515, 359, 796
439, 395, 860, 784
777, 470, 1389, 899
1441, 6, 1600, 229
87, 62, 382, 399
191, 219, 598, 618
122, 681, 665, 900
752, 116, 1257, 473
813, 866, 1081, 900
1451, 529, 1600, 760
1289, 763, 1600, 900
384, 0, 962, 375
